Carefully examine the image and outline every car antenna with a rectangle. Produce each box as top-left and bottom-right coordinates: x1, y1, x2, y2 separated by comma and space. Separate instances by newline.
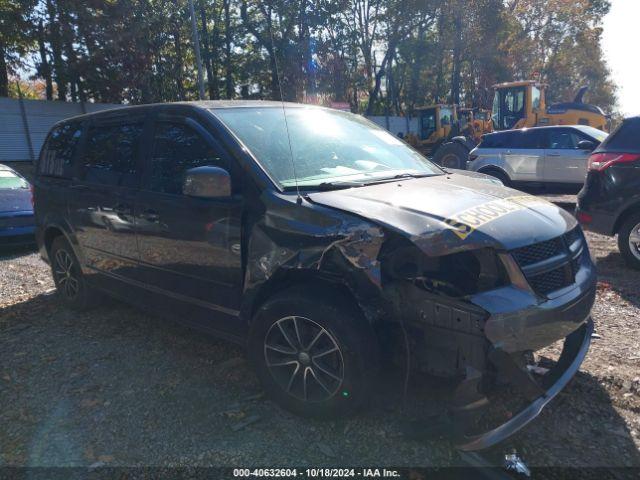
268, 22, 302, 205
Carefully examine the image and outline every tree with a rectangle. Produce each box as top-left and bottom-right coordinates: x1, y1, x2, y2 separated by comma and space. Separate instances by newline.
0, 0, 36, 96
12, 0, 616, 117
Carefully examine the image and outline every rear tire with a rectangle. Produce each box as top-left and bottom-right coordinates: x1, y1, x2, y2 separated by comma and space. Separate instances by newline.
433, 142, 469, 170
49, 236, 99, 310
248, 287, 379, 418
617, 213, 640, 270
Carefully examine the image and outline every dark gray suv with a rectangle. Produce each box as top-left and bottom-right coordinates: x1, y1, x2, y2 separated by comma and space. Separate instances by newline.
34, 101, 596, 451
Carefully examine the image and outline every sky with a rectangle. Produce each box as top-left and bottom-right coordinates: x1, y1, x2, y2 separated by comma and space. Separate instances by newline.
602, 0, 640, 116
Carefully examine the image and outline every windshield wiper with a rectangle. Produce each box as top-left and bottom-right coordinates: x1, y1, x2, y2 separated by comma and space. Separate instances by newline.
363, 172, 440, 185
316, 180, 363, 191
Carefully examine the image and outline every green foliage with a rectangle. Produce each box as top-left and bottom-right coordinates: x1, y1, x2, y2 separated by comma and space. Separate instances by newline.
1, 0, 618, 114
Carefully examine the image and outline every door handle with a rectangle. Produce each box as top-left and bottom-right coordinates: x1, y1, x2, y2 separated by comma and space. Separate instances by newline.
547, 153, 561, 157
141, 209, 160, 222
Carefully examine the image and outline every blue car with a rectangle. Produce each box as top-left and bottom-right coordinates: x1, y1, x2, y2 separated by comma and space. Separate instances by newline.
0, 164, 35, 246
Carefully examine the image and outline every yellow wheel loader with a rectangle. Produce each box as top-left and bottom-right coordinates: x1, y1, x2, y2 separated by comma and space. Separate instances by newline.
458, 107, 493, 142
491, 80, 608, 131
409, 104, 488, 169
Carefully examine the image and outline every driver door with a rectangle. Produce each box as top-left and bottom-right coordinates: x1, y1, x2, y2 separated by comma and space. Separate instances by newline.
543, 129, 591, 184
135, 115, 243, 333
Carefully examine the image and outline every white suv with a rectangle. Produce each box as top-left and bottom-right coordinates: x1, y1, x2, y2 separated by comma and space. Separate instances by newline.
467, 125, 607, 187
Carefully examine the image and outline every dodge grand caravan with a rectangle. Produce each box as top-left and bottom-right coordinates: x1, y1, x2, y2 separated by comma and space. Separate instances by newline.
34, 102, 596, 451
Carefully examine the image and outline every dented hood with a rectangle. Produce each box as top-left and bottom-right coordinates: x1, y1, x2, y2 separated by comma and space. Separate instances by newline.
307, 171, 577, 255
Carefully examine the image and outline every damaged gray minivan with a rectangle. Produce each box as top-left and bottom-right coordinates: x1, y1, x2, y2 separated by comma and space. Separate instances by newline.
34, 101, 595, 452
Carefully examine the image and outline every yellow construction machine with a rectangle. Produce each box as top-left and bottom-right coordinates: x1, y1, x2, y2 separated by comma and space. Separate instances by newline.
491, 80, 608, 131
458, 107, 493, 142
409, 104, 492, 169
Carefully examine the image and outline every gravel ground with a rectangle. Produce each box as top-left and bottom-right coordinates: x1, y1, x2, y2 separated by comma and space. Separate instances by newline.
1, 196, 639, 470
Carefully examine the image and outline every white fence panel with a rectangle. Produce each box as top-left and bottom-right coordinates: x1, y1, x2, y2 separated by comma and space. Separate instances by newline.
366, 115, 419, 137
0, 98, 119, 162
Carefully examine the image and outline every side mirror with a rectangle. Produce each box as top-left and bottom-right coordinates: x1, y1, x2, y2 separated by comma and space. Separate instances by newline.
183, 166, 231, 199
577, 140, 597, 151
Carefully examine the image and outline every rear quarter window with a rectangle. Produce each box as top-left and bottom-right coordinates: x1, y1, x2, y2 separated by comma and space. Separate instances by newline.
0, 170, 28, 189
38, 122, 83, 177
603, 120, 640, 151
479, 133, 508, 148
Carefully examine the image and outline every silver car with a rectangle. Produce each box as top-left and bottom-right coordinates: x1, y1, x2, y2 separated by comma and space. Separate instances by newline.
467, 126, 608, 186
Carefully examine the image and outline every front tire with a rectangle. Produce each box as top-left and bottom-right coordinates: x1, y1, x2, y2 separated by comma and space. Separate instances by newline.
248, 287, 379, 418
50, 236, 98, 310
617, 213, 640, 270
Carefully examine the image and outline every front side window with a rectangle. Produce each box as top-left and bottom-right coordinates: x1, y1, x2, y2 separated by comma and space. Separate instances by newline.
214, 106, 443, 189
548, 130, 582, 149
82, 123, 143, 186
531, 86, 541, 110
149, 122, 224, 195
39, 122, 82, 177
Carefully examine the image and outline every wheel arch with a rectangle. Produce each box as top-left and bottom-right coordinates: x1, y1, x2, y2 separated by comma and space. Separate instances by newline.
477, 165, 510, 179
613, 203, 640, 235
243, 270, 370, 327
41, 222, 86, 269
43, 225, 66, 255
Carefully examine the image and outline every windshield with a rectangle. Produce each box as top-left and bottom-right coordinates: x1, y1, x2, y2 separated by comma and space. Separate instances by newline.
577, 126, 608, 143
440, 107, 453, 126
0, 170, 28, 189
420, 109, 437, 139
214, 106, 443, 189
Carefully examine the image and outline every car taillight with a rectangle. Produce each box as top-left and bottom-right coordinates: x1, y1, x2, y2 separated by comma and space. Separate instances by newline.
30, 184, 34, 207
588, 152, 640, 171
576, 211, 592, 224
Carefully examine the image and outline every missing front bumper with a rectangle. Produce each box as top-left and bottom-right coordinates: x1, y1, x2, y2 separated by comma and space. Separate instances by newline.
454, 317, 593, 451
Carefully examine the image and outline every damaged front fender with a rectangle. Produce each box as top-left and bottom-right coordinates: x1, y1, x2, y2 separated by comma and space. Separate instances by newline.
240, 192, 386, 321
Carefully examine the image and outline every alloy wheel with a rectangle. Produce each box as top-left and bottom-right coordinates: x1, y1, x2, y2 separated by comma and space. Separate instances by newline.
264, 316, 344, 402
628, 222, 640, 261
53, 249, 80, 300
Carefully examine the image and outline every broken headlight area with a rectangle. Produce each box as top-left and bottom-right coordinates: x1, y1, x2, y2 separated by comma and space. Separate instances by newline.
381, 240, 511, 298
380, 241, 510, 378
378, 238, 594, 451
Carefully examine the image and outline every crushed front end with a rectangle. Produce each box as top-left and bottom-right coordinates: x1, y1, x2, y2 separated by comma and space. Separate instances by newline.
382, 225, 596, 451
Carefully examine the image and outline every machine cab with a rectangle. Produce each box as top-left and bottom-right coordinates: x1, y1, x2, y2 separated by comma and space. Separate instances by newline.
491, 81, 543, 131
417, 104, 456, 142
